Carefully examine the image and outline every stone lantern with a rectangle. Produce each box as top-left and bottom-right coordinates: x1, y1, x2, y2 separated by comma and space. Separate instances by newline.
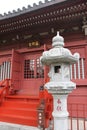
40, 32, 79, 130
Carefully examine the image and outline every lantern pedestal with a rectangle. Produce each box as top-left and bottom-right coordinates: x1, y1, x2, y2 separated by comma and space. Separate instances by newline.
45, 81, 75, 130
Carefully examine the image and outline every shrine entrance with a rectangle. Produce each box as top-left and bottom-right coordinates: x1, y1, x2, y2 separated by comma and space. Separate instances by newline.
20, 52, 44, 95
0, 49, 44, 96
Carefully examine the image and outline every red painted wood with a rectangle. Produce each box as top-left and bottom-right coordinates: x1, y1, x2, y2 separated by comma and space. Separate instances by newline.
0, 95, 39, 126
11, 49, 22, 91
70, 47, 85, 58
68, 86, 87, 118
72, 79, 87, 86
20, 52, 44, 96
0, 89, 53, 127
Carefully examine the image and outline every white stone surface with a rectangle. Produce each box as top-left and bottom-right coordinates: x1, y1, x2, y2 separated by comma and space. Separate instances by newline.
41, 32, 79, 130
41, 32, 79, 65
0, 122, 39, 130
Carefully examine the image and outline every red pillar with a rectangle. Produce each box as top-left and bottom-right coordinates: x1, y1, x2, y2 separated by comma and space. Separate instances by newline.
43, 44, 49, 84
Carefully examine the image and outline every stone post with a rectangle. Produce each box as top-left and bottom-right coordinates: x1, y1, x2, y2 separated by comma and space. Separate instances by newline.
52, 91, 70, 130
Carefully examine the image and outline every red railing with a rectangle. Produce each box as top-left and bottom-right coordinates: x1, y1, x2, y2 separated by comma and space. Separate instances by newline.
0, 79, 11, 104
37, 86, 53, 129
68, 103, 87, 130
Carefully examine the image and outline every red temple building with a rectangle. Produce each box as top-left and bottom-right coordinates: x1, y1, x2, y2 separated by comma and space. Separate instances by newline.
0, 0, 87, 129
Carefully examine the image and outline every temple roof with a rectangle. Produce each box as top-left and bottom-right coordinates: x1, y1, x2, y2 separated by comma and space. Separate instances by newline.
0, 0, 66, 20
0, 0, 87, 46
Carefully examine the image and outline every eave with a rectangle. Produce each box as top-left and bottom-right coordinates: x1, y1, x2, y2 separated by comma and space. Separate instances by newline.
0, 0, 86, 35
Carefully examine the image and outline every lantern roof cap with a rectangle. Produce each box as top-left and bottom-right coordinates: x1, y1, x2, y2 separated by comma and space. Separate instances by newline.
52, 31, 64, 48
41, 32, 80, 65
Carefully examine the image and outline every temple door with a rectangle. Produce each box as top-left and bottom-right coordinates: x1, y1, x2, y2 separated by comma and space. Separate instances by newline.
11, 49, 22, 91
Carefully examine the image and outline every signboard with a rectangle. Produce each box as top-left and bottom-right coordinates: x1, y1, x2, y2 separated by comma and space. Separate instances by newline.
28, 41, 40, 48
